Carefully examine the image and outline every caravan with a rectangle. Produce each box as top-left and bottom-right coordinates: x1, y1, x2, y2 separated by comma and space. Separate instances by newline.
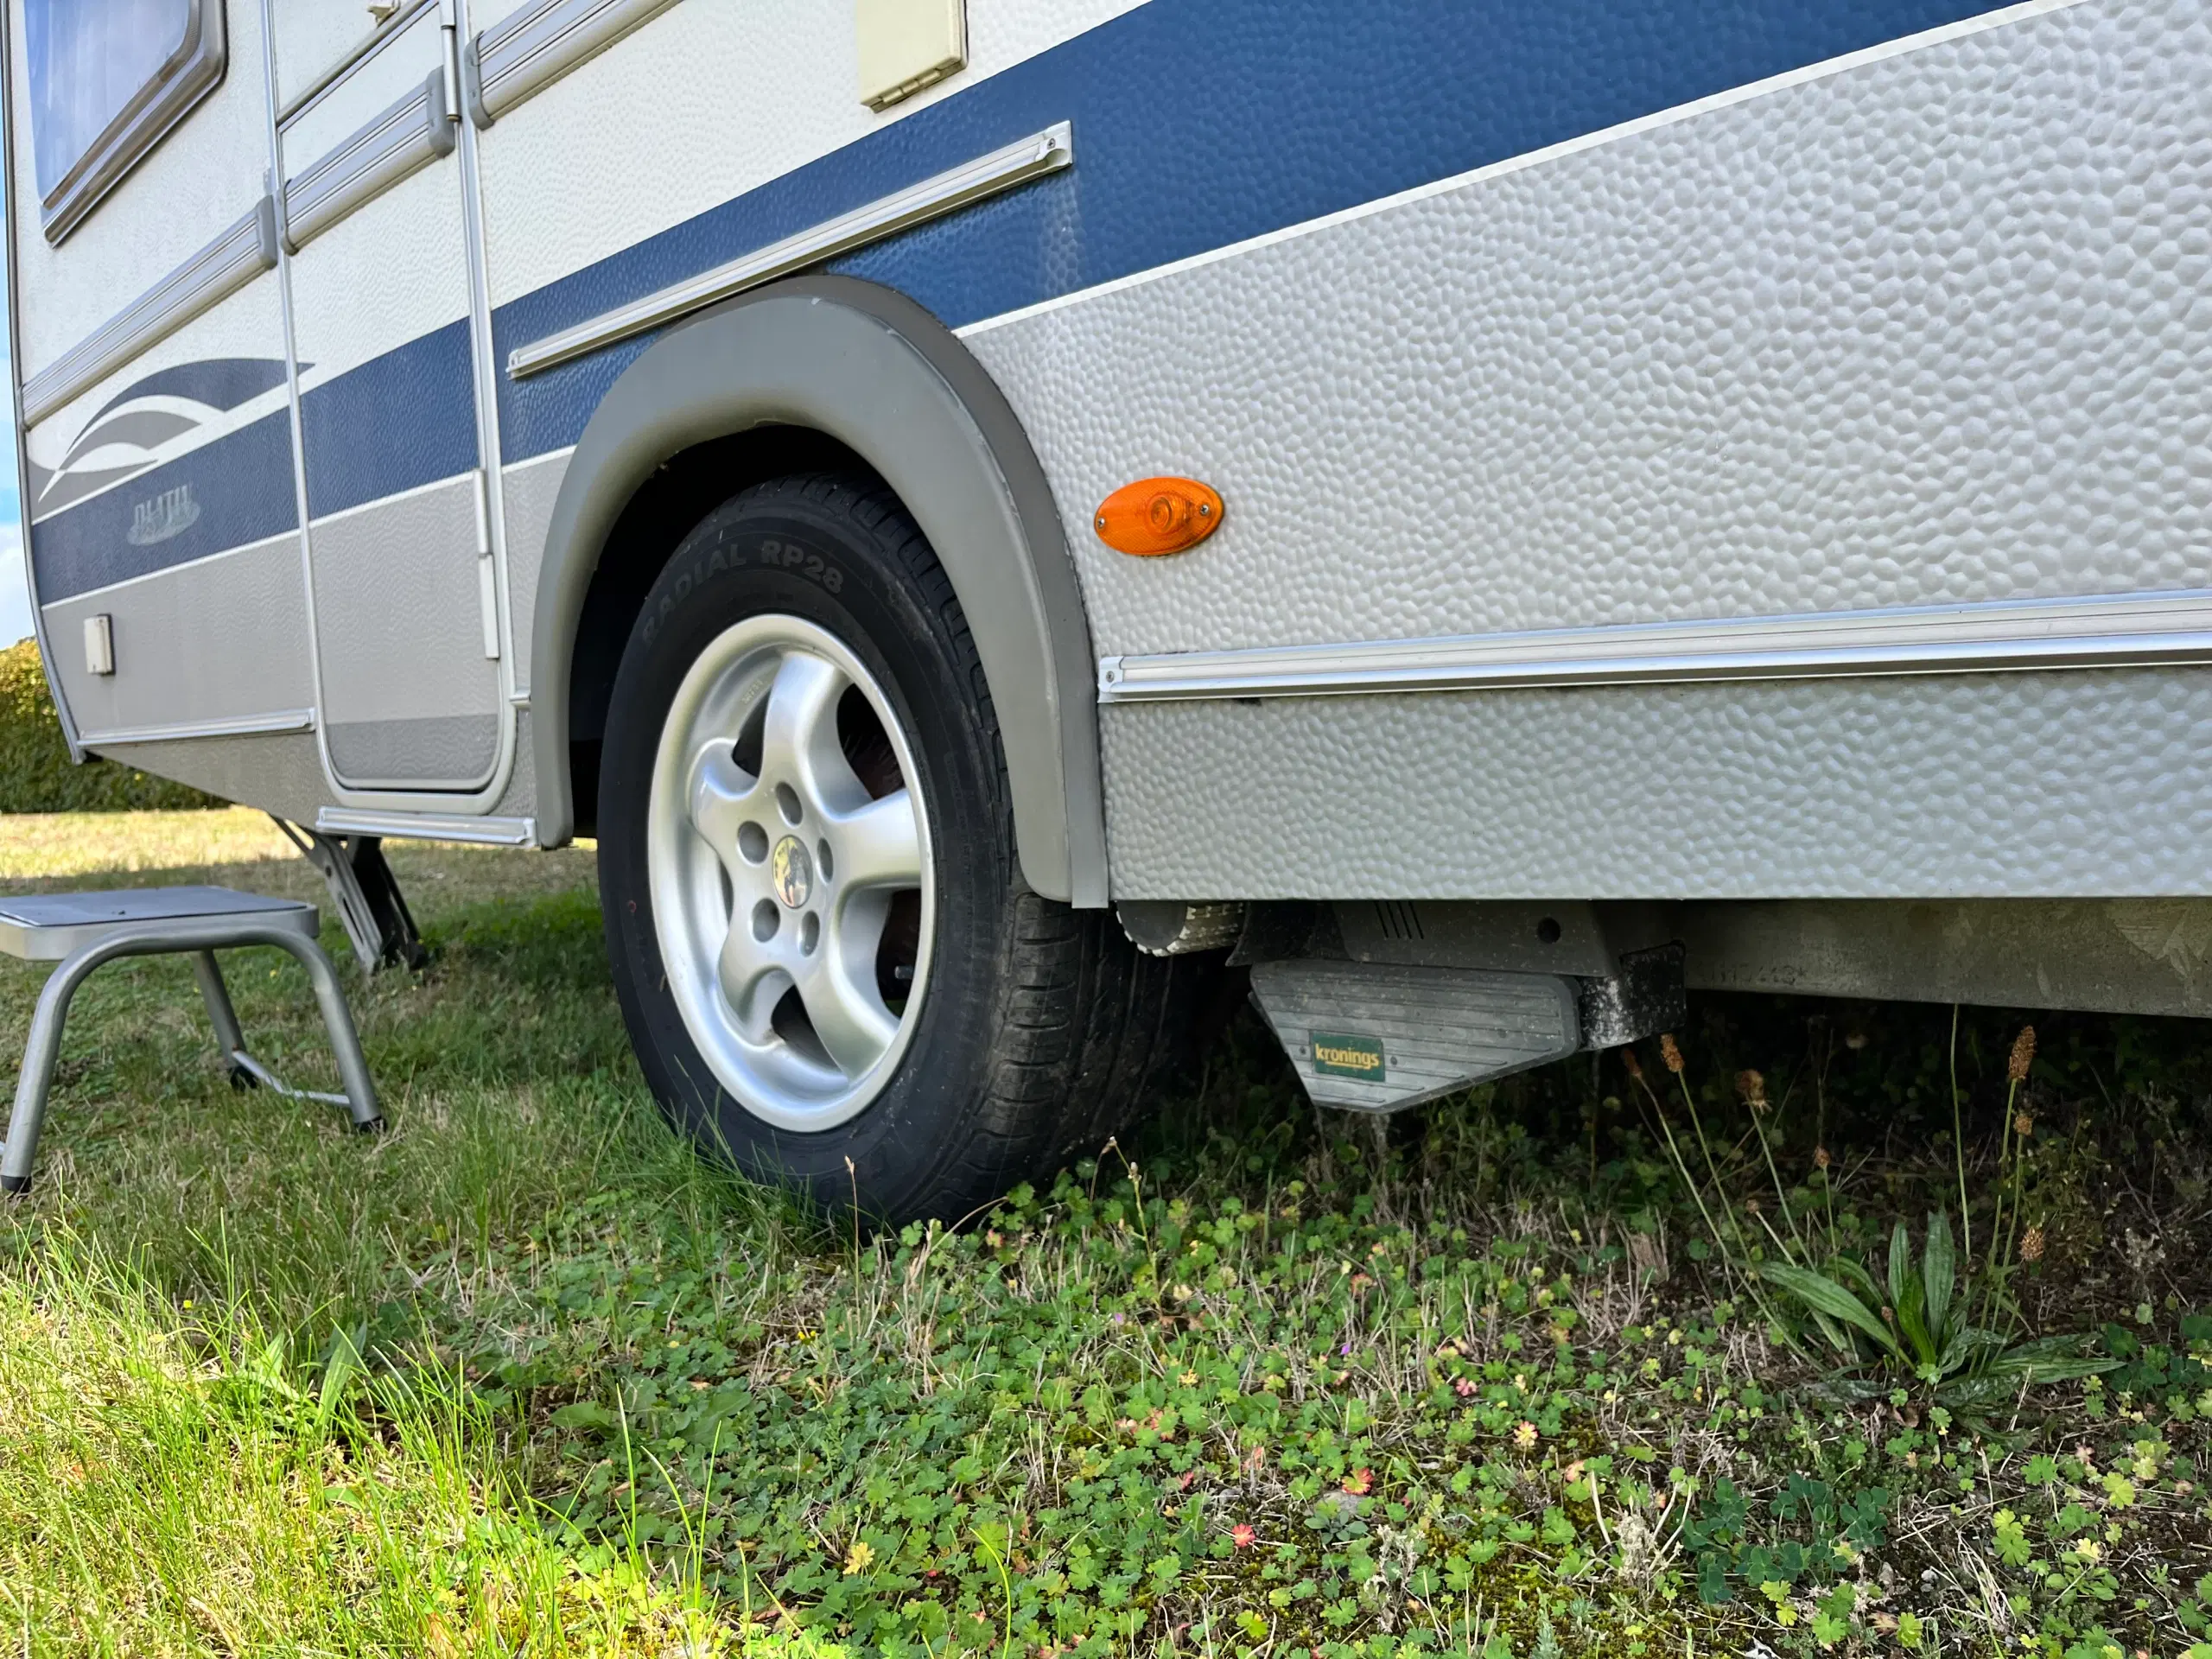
10, 0, 2212, 1218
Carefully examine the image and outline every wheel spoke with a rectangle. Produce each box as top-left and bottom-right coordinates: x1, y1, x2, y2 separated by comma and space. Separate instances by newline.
716, 925, 789, 1043
830, 789, 923, 891
795, 957, 899, 1078
686, 736, 756, 851
760, 652, 865, 816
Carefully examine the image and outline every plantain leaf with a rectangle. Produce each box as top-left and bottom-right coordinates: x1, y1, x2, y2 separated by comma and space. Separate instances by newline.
1830, 1255, 1884, 1306
1922, 1210, 1955, 1344
2000, 1334, 2094, 1362
1761, 1263, 1902, 1358
316, 1326, 363, 1431
1806, 1306, 1855, 1358
1887, 1221, 1912, 1317
1977, 1335, 2121, 1382
1935, 1371, 2019, 1409
1893, 1255, 1934, 1366
1997, 1356, 2119, 1383
1942, 1326, 2005, 1380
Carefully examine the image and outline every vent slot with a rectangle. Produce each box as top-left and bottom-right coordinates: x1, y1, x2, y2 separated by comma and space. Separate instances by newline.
1372, 900, 1425, 943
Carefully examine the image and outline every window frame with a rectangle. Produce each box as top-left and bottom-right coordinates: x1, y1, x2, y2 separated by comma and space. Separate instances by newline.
32, 0, 228, 245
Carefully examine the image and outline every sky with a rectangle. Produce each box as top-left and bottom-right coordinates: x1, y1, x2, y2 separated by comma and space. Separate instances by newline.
1, 403, 24, 648
0, 184, 25, 650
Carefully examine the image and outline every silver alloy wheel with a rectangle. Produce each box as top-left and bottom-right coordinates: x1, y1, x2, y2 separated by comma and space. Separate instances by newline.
646, 613, 934, 1132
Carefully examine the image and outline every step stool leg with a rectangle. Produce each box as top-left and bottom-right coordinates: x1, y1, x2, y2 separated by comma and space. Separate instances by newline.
271, 932, 384, 1133
2, 946, 105, 1195
188, 951, 255, 1089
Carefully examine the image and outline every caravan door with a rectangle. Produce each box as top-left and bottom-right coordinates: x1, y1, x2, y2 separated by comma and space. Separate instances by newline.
273, 0, 505, 794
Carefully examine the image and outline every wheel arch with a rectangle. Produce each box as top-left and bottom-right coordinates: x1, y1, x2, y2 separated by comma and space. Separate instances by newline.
531, 275, 1108, 906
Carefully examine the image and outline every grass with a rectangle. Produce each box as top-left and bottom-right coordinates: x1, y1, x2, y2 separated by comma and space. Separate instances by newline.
0, 640, 223, 811
0, 1250, 728, 1654
2, 810, 2210, 1656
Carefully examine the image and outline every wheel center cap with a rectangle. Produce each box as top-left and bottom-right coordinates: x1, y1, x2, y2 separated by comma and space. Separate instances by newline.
770, 836, 813, 908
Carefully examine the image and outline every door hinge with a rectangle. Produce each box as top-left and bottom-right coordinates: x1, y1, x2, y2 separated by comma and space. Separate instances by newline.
438, 0, 464, 127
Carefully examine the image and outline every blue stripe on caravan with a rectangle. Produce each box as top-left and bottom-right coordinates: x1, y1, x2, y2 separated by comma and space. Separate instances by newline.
490, 0, 2026, 461
300, 319, 478, 519
29, 410, 299, 603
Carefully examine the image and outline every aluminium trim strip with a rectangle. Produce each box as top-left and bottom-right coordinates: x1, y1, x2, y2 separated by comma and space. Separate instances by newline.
79, 708, 318, 746
282, 70, 455, 251
315, 807, 537, 845
464, 0, 681, 126
507, 121, 1075, 378
22, 197, 281, 429
1095, 590, 2212, 704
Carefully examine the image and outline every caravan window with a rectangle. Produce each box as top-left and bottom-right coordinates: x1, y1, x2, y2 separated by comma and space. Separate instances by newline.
24, 0, 226, 244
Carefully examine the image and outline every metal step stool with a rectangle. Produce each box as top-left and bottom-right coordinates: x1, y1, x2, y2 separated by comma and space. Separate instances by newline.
0, 887, 381, 1195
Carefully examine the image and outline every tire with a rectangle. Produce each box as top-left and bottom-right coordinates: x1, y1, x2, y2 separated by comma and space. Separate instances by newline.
598, 473, 1198, 1224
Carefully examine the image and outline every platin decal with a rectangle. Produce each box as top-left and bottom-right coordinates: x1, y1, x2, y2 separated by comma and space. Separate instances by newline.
125, 482, 200, 546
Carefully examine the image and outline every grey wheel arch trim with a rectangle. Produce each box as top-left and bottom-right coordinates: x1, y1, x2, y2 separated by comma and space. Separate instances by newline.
530, 276, 1109, 907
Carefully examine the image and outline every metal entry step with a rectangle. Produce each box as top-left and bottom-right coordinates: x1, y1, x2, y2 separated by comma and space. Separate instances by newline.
1256, 942, 1681, 1123
1249, 959, 1583, 1113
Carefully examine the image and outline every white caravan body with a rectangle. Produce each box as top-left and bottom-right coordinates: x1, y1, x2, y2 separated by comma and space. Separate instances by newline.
11, 0, 2212, 1057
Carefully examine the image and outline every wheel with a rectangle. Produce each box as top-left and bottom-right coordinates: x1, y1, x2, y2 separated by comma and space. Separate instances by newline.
597, 473, 1199, 1224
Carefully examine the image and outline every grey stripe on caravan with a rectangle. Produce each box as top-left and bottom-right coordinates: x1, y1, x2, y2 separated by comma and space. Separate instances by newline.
502, 445, 574, 477
494, 444, 575, 705
21, 197, 280, 429
494, 440, 576, 510
315, 806, 536, 845
41, 526, 299, 607
957, 0, 2089, 342
79, 708, 316, 746
282, 70, 454, 251
1096, 589, 2212, 704
507, 124, 1074, 378
1098, 668, 2212, 899
465, 0, 681, 127
306, 464, 479, 526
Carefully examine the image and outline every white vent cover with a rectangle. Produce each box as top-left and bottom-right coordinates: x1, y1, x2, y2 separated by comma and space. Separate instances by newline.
84, 614, 115, 677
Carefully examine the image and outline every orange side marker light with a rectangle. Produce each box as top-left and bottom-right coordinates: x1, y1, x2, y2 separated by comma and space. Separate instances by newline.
1093, 476, 1224, 556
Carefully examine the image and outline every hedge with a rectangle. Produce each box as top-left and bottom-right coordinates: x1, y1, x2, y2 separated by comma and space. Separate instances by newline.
0, 638, 225, 812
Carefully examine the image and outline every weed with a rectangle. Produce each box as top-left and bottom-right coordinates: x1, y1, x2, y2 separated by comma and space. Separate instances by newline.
1760, 1211, 2115, 1408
